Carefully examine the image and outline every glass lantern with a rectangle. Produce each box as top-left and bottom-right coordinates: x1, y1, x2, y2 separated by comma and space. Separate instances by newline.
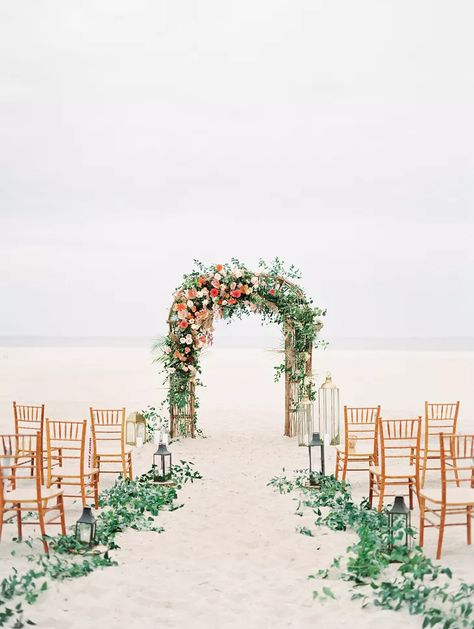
75, 506, 97, 547
153, 443, 172, 483
318, 372, 341, 445
125, 412, 147, 446
388, 496, 411, 554
297, 395, 314, 446
308, 432, 325, 486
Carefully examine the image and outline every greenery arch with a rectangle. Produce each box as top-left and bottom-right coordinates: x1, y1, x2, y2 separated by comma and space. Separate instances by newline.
158, 259, 325, 437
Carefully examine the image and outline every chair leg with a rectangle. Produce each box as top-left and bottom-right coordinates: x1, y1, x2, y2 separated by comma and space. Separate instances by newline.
368, 472, 374, 508
421, 452, 428, 488
408, 479, 414, 510
419, 497, 425, 547
436, 506, 446, 560
467, 506, 472, 546
377, 481, 385, 512
37, 501, 49, 554
121, 454, 128, 479
342, 455, 348, 481
58, 495, 66, 536
16, 503, 23, 540
334, 451, 340, 480
93, 472, 99, 509
80, 478, 87, 508
128, 454, 133, 481
0, 505, 4, 542
96, 457, 101, 485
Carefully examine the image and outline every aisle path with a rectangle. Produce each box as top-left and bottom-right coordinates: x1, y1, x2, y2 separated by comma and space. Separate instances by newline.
30, 433, 420, 629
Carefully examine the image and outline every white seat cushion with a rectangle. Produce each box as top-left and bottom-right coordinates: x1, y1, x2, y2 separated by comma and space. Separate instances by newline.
49, 465, 98, 477
95, 445, 132, 456
336, 445, 374, 457
4, 486, 63, 503
369, 464, 417, 478
420, 486, 474, 506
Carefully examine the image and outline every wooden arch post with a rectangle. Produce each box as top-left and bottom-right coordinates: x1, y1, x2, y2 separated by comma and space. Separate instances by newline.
284, 321, 313, 437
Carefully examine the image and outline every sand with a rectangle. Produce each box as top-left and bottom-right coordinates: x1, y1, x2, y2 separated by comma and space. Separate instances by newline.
0, 344, 473, 628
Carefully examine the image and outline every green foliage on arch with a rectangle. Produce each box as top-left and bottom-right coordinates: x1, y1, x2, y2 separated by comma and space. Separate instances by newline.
156, 258, 326, 434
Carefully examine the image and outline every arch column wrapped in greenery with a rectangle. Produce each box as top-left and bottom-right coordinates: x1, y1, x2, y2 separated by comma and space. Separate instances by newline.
159, 259, 325, 438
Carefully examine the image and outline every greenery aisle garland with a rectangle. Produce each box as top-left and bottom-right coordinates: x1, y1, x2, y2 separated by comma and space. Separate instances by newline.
0, 461, 202, 628
268, 471, 474, 628
156, 258, 326, 433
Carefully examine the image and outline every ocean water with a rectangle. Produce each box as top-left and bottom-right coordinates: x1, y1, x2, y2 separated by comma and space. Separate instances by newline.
0, 338, 473, 435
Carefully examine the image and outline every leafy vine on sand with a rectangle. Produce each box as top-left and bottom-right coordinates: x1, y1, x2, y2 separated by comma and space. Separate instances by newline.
268, 471, 474, 628
0, 461, 202, 628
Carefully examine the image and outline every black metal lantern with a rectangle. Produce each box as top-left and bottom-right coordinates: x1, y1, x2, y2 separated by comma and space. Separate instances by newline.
388, 495, 411, 553
308, 432, 325, 486
153, 443, 172, 482
75, 506, 97, 547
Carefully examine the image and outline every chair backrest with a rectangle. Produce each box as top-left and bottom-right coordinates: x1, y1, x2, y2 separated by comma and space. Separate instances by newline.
0, 433, 42, 502
45, 420, 87, 477
378, 417, 422, 476
89, 408, 126, 451
424, 402, 460, 443
439, 433, 474, 502
13, 402, 45, 438
343, 406, 381, 450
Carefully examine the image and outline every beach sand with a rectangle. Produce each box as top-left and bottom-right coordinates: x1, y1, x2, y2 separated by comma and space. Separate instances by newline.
0, 344, 473, 628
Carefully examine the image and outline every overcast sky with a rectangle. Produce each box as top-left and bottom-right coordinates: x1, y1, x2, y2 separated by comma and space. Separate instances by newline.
1, 0, 473, 341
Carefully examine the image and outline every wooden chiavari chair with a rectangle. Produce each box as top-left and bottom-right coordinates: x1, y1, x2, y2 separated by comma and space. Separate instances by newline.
46, 420, 99, 508
89, 408, 133, 481
419, 433, 474, 559
13, 401, 45, 479
420, 401, 460, 487
335, 406, 381, 481
0, 432, 66, 553
369, 417, 421, 511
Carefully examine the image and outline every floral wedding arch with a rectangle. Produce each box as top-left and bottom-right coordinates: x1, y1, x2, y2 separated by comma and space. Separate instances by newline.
158, 259, 325, 437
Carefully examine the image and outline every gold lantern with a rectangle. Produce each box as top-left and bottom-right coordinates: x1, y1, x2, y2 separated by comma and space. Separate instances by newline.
125, 412, 147, 446
296, 395, 314, 446
318, 372, 340, 445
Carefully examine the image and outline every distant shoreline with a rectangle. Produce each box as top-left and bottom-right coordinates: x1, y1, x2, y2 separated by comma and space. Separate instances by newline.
0, 336, 473, 351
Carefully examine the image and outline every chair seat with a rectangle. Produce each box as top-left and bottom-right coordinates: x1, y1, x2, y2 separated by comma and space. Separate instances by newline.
4, 486, 63, 503
420, 487, 474, 506
95, 445, 132, 456
336, 445, 374, 457
369, 464, 417, 478
50, 466, 98, 477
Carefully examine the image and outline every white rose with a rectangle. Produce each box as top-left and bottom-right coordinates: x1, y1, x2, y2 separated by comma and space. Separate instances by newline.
251, 276, 258, 285
203, 299, 209, 306
248, 287, 253, 293
214, 272, 221, 281
191, 324, 199, 330
222, 300, 228, 305
233, 268, 243, 278
180, 337, 186, 344
187, 300, 194, 308
163, 346, 171, 354
196, 291, 203, 298
169, 367, 176, 373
